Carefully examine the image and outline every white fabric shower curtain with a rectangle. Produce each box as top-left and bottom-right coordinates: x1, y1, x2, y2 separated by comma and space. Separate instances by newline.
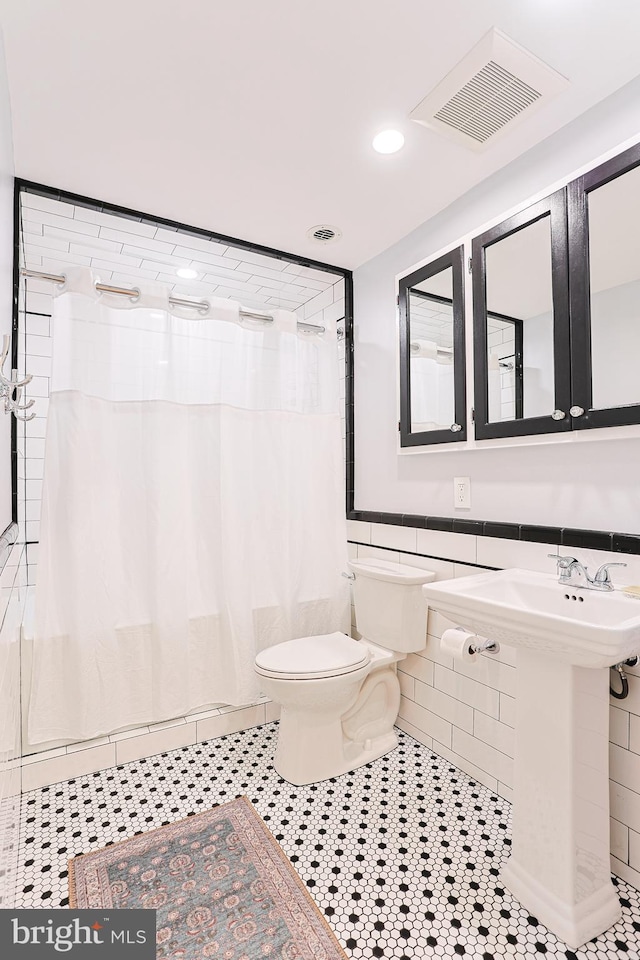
28, 269, 349, 744
410, 355, 454, 430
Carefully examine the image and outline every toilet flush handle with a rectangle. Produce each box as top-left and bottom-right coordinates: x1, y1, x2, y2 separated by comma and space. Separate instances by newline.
342, 571, 355, 580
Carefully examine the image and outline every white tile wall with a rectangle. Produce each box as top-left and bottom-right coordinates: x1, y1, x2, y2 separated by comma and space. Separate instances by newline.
20, 192, 345, 317
415, 528, 477, 564
348, 524, 640, 891
16, 700, 277, 791
0, 543, 28, 907
0, 544, 27, 792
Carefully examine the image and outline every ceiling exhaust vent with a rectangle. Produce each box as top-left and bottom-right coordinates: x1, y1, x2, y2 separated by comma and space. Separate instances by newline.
307, 224, 342, 244
409, 28, 568, 151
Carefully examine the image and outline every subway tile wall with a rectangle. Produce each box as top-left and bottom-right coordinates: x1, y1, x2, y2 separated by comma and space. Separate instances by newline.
0, 542, 28, 905
18, 697, 280, 793
347, 518, 640, 894
487, 320, 517, 421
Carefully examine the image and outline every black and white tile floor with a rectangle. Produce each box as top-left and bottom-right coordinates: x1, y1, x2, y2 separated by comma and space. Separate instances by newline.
11, 723, 640, 958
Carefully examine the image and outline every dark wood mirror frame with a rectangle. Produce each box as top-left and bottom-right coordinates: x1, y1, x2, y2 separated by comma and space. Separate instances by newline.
568, 140, 640, 430
398, 245, 466, 447
472, 189, 572, 440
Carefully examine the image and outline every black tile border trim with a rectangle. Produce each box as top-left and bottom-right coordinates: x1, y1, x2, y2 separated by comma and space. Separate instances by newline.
346, 539, 499, 571
348, 512, 640, 556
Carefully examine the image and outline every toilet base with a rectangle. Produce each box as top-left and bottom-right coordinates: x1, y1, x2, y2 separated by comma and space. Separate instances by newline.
275, 723, 397, 786
343, 727, 398, 772
262, 651, 403, 786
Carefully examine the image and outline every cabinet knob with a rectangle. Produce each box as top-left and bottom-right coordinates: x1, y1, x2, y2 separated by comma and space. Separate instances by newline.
450, 423, 462, 432
551, 409, 565, 421
569, 406, 585, 418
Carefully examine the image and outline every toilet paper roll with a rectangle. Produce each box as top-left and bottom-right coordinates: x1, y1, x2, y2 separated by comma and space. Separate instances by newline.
440, 627, 481, 663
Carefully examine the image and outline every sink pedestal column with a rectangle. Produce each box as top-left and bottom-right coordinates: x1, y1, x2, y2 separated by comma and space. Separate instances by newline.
501, 648, 620, 948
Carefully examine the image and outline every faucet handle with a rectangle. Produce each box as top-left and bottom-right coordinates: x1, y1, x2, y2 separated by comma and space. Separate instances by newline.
593, 561, 627, 584
547, 554, 577, 570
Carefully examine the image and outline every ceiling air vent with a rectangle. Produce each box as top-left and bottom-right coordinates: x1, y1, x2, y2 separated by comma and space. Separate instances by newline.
410, 28, 568, 151
307, 224, 342, 244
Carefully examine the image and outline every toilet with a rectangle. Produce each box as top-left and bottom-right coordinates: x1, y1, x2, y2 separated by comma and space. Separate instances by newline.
254, 557, 436, 785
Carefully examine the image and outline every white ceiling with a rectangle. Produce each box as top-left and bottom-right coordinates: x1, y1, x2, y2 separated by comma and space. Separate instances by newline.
3, 0, 640, 269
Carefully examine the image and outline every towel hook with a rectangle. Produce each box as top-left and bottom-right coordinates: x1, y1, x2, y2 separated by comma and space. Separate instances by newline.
0, 335, 36, 421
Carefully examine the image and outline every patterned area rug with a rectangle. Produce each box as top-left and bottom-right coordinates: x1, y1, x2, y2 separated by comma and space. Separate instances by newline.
69, 795, 347, 959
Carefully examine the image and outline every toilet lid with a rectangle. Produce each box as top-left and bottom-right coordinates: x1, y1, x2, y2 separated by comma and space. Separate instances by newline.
255, 632, 370, 680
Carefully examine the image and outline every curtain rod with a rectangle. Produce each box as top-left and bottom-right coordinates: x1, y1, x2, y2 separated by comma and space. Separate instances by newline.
20, 268, 326, 334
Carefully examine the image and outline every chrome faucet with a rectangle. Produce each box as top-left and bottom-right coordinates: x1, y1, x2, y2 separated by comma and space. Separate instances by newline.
548, 554, 627, 591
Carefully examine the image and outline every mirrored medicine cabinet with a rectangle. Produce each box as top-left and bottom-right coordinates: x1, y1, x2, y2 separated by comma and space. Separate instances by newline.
472, 189, 571, 439
398, 245, 466, 446
567, 143, 640, 429
399, 140, 640, 446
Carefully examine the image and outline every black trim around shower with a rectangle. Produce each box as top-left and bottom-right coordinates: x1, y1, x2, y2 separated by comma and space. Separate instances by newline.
12, 178, 354, 526
11, 183, 20, 524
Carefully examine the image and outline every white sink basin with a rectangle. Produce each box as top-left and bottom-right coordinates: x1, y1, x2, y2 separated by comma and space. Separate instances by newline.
422, 567, 640, 668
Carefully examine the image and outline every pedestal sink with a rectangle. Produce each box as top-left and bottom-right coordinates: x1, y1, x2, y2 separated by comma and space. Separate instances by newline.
422, 568, 640, 949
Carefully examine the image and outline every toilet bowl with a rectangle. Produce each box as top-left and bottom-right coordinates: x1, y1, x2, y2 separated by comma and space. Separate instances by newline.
254, 558, 436, 785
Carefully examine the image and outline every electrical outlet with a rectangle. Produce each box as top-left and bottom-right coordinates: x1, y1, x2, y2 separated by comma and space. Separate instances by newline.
454, 476, 471, 509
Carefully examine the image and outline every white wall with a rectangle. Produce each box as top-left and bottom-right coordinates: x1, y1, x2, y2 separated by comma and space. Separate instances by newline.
353, 74, 640, 534
591, 279, 640, 410
522, 309, 554, 419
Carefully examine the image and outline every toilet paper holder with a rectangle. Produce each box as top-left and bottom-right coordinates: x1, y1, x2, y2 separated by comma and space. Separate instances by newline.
470, 637, 500, 655
440, 627, 501, 663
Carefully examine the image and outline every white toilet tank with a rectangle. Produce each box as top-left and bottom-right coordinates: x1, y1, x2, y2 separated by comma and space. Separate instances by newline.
348, 557, 436, 653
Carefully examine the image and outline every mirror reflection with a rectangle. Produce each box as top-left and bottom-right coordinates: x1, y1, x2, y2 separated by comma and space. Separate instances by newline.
484, 215, 554, 422
408, 266, 454, 432
588, 164, 640, 410
486, 315, 522, 422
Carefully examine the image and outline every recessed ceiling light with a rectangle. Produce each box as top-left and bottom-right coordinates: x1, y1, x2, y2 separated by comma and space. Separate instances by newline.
372, 129, 405, 154
177, 267, 197, 279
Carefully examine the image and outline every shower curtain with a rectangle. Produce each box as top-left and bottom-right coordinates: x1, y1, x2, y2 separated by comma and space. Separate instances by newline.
28, 269, 349, 744
410, 354, 454, 430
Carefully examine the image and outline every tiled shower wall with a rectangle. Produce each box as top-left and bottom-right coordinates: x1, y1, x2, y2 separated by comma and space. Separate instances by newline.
347, 518, 640, 892
0, 542, 28, 905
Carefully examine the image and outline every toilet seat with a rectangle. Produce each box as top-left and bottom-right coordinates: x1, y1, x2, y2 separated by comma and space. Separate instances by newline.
255, 632, 370, 681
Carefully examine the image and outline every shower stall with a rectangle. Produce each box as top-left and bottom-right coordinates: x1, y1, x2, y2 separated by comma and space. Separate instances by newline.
10, 183, 351, 766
